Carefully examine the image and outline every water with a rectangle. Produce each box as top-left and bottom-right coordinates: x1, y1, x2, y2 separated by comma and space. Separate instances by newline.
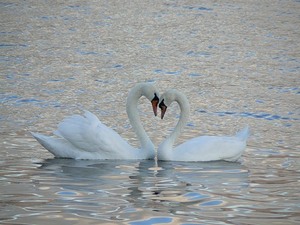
1, 0, 299, 224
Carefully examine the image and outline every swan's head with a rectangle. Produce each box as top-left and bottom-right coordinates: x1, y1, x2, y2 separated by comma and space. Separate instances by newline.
159, 89, 178, 119
140, 83, 160, 116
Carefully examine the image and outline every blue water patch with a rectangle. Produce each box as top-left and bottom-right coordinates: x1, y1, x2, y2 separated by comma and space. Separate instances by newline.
216, 111, 236, 116
76, 49, 98, 55
197, 7, 213, 11
208, 45, 217, 49
279, 66, 299, 73
16, 99, 61, 108
47, 77, 74, 83
5, 73, 31, 80
183, 6, 213, 11
16, 98, 43, 104
76, 49, 112, 57
140, 44, 151, 49
56, 191, 78, 196
95, 79, 111, 84
67, 5, 81, 9
182, 224, 202, 225
255, 99, 264, 103
14, 98, 61, 108
154, 69, 163, 74
40, 16, 58, 20
41, 101, 61, 108
5, 74, 14, 79
0, 2, 15, 7
0, 94, 20, 104
165, 71, 181, 75
187, 122, 195, 127
1, 56, 23, 64
93, 21, 111, 27
0, 43, 27, 48
130, 217, 172, 225
187, 51, 211, 57
42, 89, 64, 94
197, 109, 299, 121
184, 192, 208, 201
188, 73, 205, 77
113, 64, 123, 69
201, 200, 223, 206
75, 89, 86, 94
69, 27, 76, 32
146, 79, 156, 83
153, 69, 181, 75
48, 79, 64, 82
0, 94, 61, 108
269, 86, 300, 94
234, 111, 297, 121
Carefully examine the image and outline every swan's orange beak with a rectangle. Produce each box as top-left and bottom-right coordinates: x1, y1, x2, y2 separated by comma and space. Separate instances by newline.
159, 100, 167, 119
151, 94, 159, 116
160, 105, 167, 119
151, 100, 158, 116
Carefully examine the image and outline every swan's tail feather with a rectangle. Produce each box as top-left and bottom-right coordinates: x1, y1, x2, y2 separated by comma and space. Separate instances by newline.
235, 126, 250, 142
31, 132, 46, 143
31, 132, 73, 158
31, 132, 55, 154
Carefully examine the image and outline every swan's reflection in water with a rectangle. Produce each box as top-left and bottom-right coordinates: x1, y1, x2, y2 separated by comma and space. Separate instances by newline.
36, 159, 249, 222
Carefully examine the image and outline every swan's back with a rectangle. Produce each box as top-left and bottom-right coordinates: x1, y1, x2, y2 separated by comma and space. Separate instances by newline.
167, 127, 250, 162
172, 136, 244, 162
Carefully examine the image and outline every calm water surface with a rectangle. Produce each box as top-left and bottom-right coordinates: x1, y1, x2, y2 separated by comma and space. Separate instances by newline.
1, 0, 299, 224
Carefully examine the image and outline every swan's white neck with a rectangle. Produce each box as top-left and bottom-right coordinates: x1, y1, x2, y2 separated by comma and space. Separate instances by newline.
126, 85, 154, 153
159, 92, 190, 156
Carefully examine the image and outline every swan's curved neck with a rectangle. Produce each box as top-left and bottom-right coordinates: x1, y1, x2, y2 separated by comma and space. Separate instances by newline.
165, 93, 190, 148
126, 86, 153, 151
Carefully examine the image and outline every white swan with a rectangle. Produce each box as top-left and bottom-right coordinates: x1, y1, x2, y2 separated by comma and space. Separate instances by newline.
31, 83, 159, 160
157, 89, 250, 162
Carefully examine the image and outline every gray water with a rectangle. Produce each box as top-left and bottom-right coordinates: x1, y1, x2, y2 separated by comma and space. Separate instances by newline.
1, 0, 299, 224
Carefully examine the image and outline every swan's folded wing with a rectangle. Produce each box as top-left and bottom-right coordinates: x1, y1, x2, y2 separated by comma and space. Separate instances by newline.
54, 111, 130, 154
175, 135, 246, 162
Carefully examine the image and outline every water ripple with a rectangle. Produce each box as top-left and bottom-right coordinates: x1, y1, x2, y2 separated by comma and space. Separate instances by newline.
183, 6, 213, 11
187, 50, 211, 57
153, 69, 181, 75
197, 109, 299, 121
130, 217, 173, 225
1, 0, 299, 224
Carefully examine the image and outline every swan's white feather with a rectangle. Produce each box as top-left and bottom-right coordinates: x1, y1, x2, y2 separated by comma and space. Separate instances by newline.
169, 128, 249, 162
53, 111, 129, 154
158, 89, 250, 162
31, 111, 140, 159
31, 83, 158, 160
235, 125, 250, 141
